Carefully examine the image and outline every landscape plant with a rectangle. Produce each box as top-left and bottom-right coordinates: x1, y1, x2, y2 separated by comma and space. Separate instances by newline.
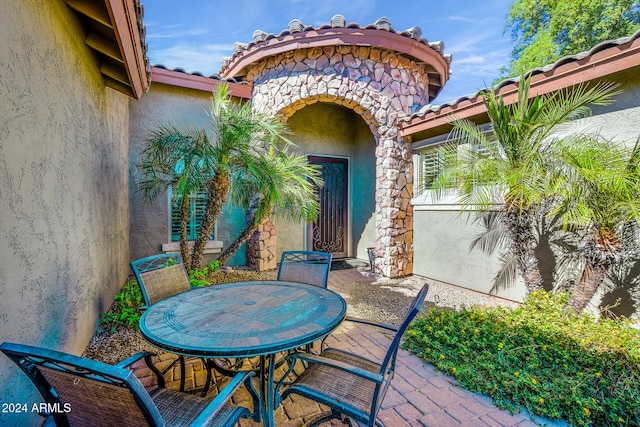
548, 136, 640, 312
433, 77, 620, 294
216, 147, 322, 265
503, 0, 640, 77
188, 259, 221, 287
137, 83, 295, 271
404, 292, 640, 426
100, 279, 144, 332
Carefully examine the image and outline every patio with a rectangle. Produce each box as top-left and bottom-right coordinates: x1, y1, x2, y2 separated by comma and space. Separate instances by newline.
129, 268, 566, 427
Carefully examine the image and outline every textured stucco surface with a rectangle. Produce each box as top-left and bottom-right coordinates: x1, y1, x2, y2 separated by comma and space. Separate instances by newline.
128, 82, 247, 266
0, 0, 131, 424
413, 210, 527, 302
280, 102, 376, 261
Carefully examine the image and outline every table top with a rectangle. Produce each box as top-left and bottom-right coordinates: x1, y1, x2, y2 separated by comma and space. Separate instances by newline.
139, 281, 347, 358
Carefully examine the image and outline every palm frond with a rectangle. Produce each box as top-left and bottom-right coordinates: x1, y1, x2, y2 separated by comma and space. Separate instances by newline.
489, 253, 520, 294
470, 211, 510, 254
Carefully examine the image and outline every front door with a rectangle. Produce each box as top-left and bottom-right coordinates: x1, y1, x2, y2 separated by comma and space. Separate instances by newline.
308, 156, 348, 258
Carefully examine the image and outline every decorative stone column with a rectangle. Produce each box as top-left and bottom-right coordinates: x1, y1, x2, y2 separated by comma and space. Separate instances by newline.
220, 15, 451, 278
246, 219, 277, 271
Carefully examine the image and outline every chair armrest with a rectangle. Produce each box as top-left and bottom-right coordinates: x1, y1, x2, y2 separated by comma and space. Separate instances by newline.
190, 371, 255, 426
343, 317, 399, 332
288, 353, 383, 384
115, 352, 155, 369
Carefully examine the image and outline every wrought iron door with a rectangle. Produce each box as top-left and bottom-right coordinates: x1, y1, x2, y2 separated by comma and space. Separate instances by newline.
308, 156, 348, 258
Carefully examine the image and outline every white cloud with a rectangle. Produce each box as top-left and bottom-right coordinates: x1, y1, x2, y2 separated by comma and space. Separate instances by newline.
448, 15, 476, 23
148, 43, 233, 75
146, 27, 210, 39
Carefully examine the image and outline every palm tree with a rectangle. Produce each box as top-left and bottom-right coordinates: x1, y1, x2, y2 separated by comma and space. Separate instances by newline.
137, 83, 292, 271
189, 83, 292, 271
216, 148, 322, 265
137, 123, 215, 267
549, 136, 640, 312
434, 77, 620, 294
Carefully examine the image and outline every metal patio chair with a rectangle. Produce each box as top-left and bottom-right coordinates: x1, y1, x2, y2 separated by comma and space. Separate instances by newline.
130, 253, 191, 310
0, 342, 258, 427
277, 250, 332, 288
131, 254, 246, 392
276, 284, 429, 427
130, 253, 204, 393
277, 250, 333, 356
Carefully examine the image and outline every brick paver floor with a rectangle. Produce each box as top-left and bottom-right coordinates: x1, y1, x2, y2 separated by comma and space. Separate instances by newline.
133, 268, 567, 427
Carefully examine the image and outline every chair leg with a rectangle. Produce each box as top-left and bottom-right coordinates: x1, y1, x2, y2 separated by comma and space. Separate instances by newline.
144, 354, 165, 388
179, 356, 186, 392
305, 409, 347, 427
201, 358, 213, 396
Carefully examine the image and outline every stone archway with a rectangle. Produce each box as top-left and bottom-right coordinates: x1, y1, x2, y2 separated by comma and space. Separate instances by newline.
221, 16, 451, 277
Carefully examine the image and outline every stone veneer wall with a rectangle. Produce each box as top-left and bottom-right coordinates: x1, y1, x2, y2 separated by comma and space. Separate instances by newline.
246, 45, 432, 277
246, 219, 278, 271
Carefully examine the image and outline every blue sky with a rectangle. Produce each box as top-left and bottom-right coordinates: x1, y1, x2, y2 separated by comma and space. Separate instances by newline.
143, 0, 514, 104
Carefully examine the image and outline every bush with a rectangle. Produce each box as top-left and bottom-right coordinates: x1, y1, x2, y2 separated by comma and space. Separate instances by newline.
403, 291, 640, 426
188, 259, 220, 287
100, 279, 144, 332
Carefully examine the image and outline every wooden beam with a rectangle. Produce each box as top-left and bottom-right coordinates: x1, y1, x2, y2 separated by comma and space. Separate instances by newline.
100, 62, 129, 85
85, 31, 123, 63
103, 76, 134, 97
65, 0, 112, 28
106, 0, 150, 98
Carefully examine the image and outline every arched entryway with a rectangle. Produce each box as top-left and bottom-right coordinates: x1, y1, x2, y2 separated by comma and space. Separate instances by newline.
276, 102, 376, 261
220, 15, 450, 277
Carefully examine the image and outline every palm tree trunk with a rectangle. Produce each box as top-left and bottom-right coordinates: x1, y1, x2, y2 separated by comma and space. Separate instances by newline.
216, 203, 269, 266
566, 260, 609, 314
505, 206, 544, 293
190, 170, 230, 271
179, 194, 191, 268
567, 232, 620, 313
217, 223, 259, 266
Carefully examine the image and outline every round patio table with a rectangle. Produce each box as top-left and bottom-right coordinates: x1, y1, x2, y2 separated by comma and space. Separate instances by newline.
139, 280, 347, 427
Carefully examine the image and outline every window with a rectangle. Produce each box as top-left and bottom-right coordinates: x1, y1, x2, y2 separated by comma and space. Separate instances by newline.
418, 146, 447, 190
169, 192, 214, 242
415, 125, 495, 194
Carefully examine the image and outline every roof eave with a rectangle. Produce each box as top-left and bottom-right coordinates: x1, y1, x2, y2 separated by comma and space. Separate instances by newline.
105, 0, 149, 99
220, 27, 450, 101
151, 67, 253, 99
400, 35, 640, 140
66, 0, 150, 99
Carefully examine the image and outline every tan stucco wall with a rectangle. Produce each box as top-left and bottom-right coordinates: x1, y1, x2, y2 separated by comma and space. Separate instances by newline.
128, 82, 247, 266
278, 102, 376, 260
412, 67, 640, 309
413, 209, 527, 301
0, 0, 131, 423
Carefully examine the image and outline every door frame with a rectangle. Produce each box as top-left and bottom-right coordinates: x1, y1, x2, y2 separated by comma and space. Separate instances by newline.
305, 154, 351, 259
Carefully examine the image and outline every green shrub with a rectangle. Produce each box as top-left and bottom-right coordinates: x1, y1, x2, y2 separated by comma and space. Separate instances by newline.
403, 291, 640, 426
188, 259, 220, 287
101, 279, 144, 331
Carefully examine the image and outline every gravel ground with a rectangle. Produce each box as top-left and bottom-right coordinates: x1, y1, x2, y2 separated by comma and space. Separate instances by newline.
83, 267, 518, 364
348, 270, 519, 327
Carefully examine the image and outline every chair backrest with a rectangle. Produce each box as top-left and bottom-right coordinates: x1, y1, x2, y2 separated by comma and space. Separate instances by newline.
131, 253, 191, 307
380, 283, 429, 374
371, 284, 429, 422
0, 342, 164, 427
277, 250, 332, 288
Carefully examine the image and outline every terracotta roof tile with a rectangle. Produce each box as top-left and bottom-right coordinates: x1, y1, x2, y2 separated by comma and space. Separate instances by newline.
403, 28, 640, 122
151, 64, 249, 85
220, 14, 451, 75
